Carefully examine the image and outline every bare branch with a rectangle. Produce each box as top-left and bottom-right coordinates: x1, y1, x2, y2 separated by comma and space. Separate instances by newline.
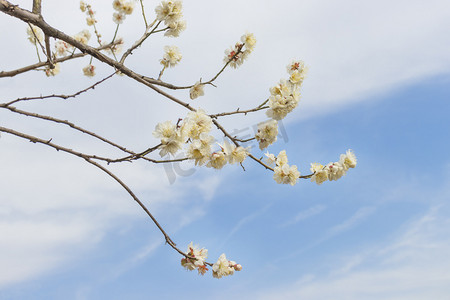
0, 126, 194, 260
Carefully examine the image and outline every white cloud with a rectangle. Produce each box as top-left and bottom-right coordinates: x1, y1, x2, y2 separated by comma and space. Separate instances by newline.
254, 204, 450, 300
280, 204, 327, 227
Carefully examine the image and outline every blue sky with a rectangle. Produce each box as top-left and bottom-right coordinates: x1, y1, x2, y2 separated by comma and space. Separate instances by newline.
1, 0, 450, 299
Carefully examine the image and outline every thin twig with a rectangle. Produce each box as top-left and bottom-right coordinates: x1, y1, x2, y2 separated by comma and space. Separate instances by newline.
0, 126, 193, 260
0, 42, 119, 78
2, 72, 116, 106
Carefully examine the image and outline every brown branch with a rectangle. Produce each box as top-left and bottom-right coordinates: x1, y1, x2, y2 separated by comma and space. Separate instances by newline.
141, 43, 246, 91
0, 104, 189, 165
0, 1, 196, 112
2, 72, 116, 106
0, 42, 119, 78
119, 20, 162, 65
0, 125, 190, 259
44, 34, 54, 68
212, 119, 314, 179
210, 105, 269, 118
32, 0, 41, 14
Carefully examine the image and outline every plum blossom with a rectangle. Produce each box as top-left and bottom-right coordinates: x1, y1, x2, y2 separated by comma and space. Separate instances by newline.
186, 133, 214, 166
273, 163, 300, 186
223, 33, 256, 68
212, 254, 236, 279
54, 40, 71, 57
266, 79, 300, 120
310, 163, 329, 185
181, 242, 208, 275
74, 29, 91, 45
26, 25, 43, 45
255, 120, 278, 150
155, 1, 185, 28
160, 45, 182, 67
223, 140, 249, 164
182, 109, 212, 140
82, 64, 96, 77
44, 63, 60, 77
326, 161, 346, 181
265, 152, 276, 167
189, 81, 205, 100
206, 150, 227, 169
340, 149, 357, 170
153, 120, 185, 157
286, 60, 307, 86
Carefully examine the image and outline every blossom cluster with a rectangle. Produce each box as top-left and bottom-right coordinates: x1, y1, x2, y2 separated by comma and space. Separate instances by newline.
26, 25, 43, 45
74, 29, 92, 45
266, 60, 308, 120
82, 64, 96, 77
160, 45, 182, 68
255, 119, 278, 150
224, 32, 256, 68
112, 0, 135, 24
155, 0, 187, 37
153, 109, 249, 169
310, 149, 357, 185
180, 242, 209, 275
265, 150, 300, 186
79, 1, 98, 27
181, 243, 242, 278
44, 63, 61, 77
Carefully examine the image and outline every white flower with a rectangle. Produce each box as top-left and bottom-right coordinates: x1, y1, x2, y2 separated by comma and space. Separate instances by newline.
212, 254, 235, 279
310, 163, 328, 185
164, 19, 186, 37
44, 63, 60, 77
286, 60, 307, 85
286, 60, 306, 75
113, 12, 126, 24
160, 45, 182, 67
189, 81, 205, 100
223, 140, 248, 164
105, 38, 124, 55
187, 133, 214, 166
54, 40, 71, 57
155, 0, 183, 25
181, 242, 208, 275
74, 29, 91, 45
82, 64, 96, 77
80, 1, 87, 12
273, 163, 300, 186
86, 16, 96, 26
112, 0, 124, 11
206, 151, 227, 169
241, 32, 256, 53
264, 152, 276, 167
121, 2, 134, 15
224, 44, 244, 68
276, 150, 288, 167
255, 120, 278, 150
339, 149, 357, 170
26, 25, 43, 45
153, 120, 185, 157
326, 162, 346, 181
182, 109, 212, 140
266, 80, 300, 120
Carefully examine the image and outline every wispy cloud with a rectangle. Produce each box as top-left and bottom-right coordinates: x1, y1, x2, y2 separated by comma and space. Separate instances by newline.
220, 204, 272, 248
326, 206, 376, 236
276, 206, 376, 263
279, 205, 327, 228
254, 204, 450, 300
